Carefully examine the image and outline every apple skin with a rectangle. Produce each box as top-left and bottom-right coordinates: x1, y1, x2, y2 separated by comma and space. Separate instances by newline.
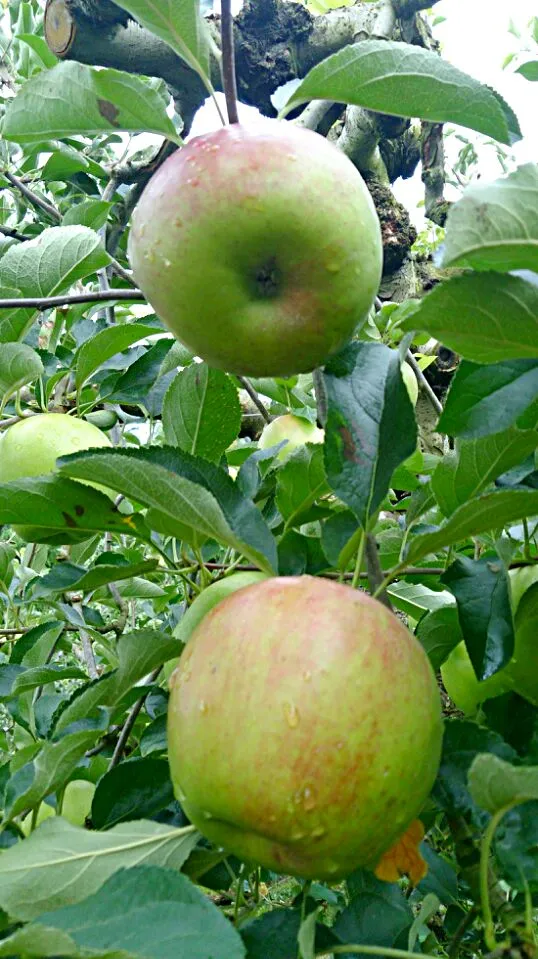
0, 413, 111, 482
168, 575, 443, 880
129, 121, 383, 377
258, 414, 324, 463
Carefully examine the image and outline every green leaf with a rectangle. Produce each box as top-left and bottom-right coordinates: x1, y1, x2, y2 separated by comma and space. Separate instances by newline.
403, 274, 538, 363
415, 606, 464, 671
387, 581, 454, 619
441, 556, 515, 681
0, 226, 110, 343
431, 428, 538, 516
162, 364, 241, 462
14, 33, 59, 69
140, 713, 168, 757
2, 62, 180, 144
32, 865, 245, 959
281, 40, 520, 145
438, 359, 538, 439
0, 925, 74, 958
432, 719, 516, 826
112, 0, 211, 81
53, 628, 181, 735
0, 475, 148, 545
2, 664, 87, 698
0, 344, 44, 409
405, 490, 538, 565
469, 754, 538, 814
31, 558, 159, 597
495, 800, 538, 891
75, 322, 162, 393
58, 447, 278, 574
334, 870, 412, 951
91, 758, 174, 829
62, 200, 112, 231
323, 343, 417, 528
276, 445, 330, 529
516, 60, 538, 81
4, 726, 108, 819
0, 818, 198, 921
440, 163, 538, 272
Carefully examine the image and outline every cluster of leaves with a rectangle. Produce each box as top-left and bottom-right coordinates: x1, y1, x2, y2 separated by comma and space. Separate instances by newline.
0, 1, 537, 958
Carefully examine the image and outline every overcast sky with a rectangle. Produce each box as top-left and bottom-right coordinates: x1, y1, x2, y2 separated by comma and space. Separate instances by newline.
393, 0, 536, 225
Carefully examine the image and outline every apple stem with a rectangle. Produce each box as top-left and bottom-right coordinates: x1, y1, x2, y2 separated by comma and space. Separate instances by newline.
220, 0, 239, 124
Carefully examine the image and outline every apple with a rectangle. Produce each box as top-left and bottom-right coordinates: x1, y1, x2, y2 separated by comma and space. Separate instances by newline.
258, 414, 324, 463
0, 413, 111, 482
129, 121, 383, 377
164, 571, 270, 682
401, 361, 419, 407
61, 779, 96, 827
0, 413, 112, 541
442, 571, 538, 713
168, 575, 442, 880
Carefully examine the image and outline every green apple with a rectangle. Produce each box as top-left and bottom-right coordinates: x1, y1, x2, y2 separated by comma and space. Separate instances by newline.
0, 413, 111, 482
509, 565, 538, 613
164, 571, 270, 682
20, 801, 55, 835
0, 413, 111, 540
442, 571, 538, 713
258, 414, 324, 463
168, 575, 442, 880
61, 779, 96, 826
129, 121, 383, 377
401, 361, 419, 407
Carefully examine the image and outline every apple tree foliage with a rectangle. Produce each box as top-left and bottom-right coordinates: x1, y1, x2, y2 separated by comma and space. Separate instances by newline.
0, 1, 537, 957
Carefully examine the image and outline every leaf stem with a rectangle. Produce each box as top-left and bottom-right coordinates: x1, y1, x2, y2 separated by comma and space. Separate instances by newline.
351, 531, 366, 589
479, 804, 514, 952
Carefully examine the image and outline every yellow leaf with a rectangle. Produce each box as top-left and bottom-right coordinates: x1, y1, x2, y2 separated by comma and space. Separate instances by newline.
374, 819, 428, 886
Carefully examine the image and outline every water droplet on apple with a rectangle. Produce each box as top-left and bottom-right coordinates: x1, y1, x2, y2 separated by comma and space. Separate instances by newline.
303, 670, 312, 682
291, 828, 306, 841
199, 699, 208, 714
202, 810, 213, 820
311, 826, 326, 839
383, 767, 390, 777
187, 177, 200, 187
336, 741, 344, 750
283, 702, 299, 728
326, 261, 342, 273
163, 258, 172, 269
269, 813, 277, 823
295, 784, 317, 812
174, 217, 183, 229
327, 861, 339, 875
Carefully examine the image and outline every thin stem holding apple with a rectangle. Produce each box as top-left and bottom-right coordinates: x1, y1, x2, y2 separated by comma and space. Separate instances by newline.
220, 0, 239, 124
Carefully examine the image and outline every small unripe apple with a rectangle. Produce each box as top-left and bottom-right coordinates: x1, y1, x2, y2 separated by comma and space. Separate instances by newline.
0, 413, 111, 541
168, 576, 442, 880
0, 414, 111, 482
258, 414, 324, 463
401, 361, 419, 407
164, 571, 270, 681
129, 121, 383, 377
61, 779, 96, 826
442, 571, 538, 713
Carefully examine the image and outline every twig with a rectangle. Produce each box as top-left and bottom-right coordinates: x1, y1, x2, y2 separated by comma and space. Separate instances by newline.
237, 376, 271, 423
0, 289, 146, 310
447, 907, 478, 959
406, 349, 443, 416
73, 603, 98, 679
109, 666, 161, 768
366, 534, 393, 610
0, 224, 28, 242
4, 170, 61, 223
221, 0, 239, 124
200, 563, 447, 578
313, 369, 328, 427
107, 581, 129, 637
